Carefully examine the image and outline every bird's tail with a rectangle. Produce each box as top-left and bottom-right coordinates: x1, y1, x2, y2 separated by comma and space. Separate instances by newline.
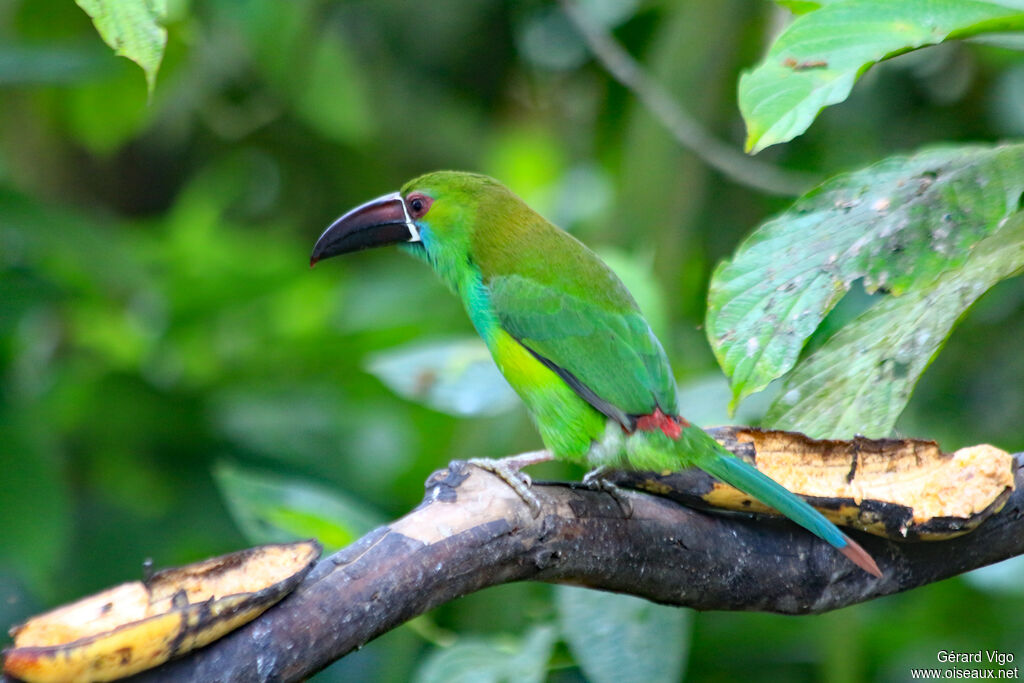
676, 424, 882, 577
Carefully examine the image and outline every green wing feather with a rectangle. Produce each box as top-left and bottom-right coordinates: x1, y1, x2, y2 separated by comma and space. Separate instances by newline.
487, 273, 678, 423
466, 191, 677, 424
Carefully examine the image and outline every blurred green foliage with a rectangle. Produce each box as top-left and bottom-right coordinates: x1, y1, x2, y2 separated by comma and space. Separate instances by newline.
1, 0, 1023, 680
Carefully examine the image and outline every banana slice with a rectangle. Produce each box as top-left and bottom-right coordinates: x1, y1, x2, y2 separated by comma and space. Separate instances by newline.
4, 540, 321, 682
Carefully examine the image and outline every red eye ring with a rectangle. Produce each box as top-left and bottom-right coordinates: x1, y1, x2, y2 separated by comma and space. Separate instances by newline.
406, 193, 433, 218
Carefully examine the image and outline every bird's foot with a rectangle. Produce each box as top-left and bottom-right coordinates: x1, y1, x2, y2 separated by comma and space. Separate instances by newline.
582, 466, 633, 518
467, 450, 553, 517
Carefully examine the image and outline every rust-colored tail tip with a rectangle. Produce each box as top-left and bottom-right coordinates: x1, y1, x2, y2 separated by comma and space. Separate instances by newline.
309, 255, 319, 268
840, 534, 882, 578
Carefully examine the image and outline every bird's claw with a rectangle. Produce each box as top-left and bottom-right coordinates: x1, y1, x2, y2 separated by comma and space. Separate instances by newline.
582, 465, 609, 488
582, 466, 633, 518
467, 456, 544, 517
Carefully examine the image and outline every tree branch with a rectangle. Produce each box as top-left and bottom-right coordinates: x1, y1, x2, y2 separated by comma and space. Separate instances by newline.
128, 448, 1024, 682
558, 0, 820, 196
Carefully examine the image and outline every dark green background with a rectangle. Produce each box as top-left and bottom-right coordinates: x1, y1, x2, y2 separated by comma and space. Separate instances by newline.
2, 0, 1023, 680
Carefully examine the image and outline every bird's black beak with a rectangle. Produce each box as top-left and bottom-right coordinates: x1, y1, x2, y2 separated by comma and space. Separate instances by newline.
310, 191, 420, 266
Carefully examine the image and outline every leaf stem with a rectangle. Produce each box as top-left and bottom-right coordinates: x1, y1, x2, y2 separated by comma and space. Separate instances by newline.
559, 0, 818, 197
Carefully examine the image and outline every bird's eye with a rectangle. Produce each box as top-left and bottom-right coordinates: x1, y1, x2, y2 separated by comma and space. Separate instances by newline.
406, 193, 432, 218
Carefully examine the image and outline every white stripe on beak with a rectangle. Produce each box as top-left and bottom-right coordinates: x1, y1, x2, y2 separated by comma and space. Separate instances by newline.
396, 192, 421, 243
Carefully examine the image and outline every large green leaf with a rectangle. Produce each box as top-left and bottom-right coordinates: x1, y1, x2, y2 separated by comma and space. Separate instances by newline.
366, 338, 520, 417
767, 211, 1024, 438
556, 586, 690, 683
740, 1, 1024, 153
414, 626, 556, 683
213, 462, 382, 552
75, 0, 166, 94
707, 144, 1024, 408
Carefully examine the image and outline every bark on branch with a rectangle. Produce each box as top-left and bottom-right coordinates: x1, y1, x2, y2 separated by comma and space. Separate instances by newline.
128, 447, 1024, 682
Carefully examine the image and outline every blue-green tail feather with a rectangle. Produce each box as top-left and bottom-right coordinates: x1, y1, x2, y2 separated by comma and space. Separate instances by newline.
677, 425, 881, 577
697, 448, 848, 549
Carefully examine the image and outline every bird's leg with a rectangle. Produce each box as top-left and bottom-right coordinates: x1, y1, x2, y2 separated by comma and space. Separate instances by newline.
467, 450, 554, 516
582, 466, 633, 518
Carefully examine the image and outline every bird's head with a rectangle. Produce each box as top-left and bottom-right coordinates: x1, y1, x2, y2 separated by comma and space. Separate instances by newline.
310, 171, 513, 268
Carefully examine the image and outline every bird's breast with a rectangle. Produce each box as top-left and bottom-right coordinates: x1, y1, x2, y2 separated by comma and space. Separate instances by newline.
487, 329, 606, 464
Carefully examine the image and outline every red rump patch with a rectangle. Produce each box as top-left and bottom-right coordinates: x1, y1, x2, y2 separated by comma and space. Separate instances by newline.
635, 408, 688, 439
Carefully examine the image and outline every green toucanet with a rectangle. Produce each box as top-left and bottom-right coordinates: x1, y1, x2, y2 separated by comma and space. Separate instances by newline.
311, 171, 880, 577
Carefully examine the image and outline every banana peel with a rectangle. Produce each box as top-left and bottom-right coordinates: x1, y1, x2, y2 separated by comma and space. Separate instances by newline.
618, 428, 1016, 541
3, 540, 321, 683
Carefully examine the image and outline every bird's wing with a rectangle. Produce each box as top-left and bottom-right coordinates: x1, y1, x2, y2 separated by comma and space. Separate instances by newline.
486, 273, 677, 427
